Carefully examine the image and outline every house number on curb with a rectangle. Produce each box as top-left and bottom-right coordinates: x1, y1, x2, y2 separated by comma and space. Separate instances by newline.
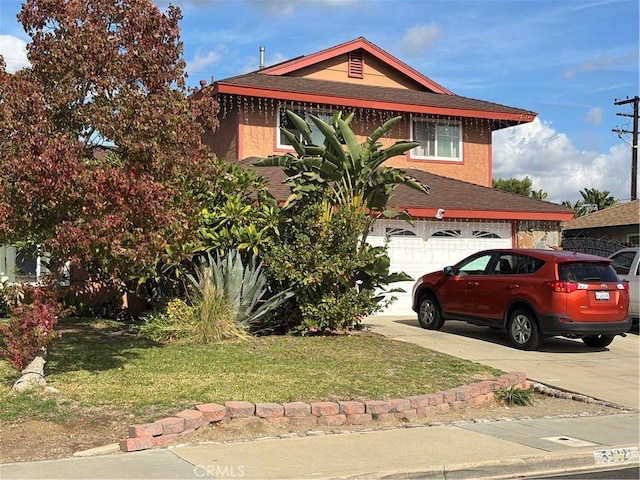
594, 447, 640, 465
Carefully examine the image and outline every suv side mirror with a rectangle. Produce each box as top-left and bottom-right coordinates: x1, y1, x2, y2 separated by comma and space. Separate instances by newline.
444, 266, 454, 276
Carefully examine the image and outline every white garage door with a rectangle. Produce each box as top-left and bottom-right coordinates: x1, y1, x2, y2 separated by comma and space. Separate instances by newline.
367, 219, 513, 317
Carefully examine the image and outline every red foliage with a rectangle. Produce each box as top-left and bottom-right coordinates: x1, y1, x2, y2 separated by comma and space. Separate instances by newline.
0, 285, 71, 372
0, 0, 220, 279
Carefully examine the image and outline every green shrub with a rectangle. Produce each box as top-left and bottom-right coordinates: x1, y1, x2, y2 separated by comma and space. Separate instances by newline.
494, 386, 535, 406
296, 288, 378, 333
264, 203, 385, 334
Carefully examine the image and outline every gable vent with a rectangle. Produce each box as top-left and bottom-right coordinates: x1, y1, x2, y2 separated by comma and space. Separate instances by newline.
348, 51, 364, 79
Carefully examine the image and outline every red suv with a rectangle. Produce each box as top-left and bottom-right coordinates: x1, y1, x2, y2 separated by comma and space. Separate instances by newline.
411, 249, 631, 350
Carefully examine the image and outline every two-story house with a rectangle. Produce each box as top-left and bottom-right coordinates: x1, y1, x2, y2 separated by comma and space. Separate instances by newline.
200, 37, 573, 314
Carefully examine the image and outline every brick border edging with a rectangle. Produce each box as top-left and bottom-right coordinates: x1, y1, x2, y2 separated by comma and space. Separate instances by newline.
120, 372, 528, 452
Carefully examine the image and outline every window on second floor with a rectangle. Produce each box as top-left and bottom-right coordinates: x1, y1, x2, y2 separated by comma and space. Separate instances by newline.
277, 107, 334, 149
410, 118, 462, 162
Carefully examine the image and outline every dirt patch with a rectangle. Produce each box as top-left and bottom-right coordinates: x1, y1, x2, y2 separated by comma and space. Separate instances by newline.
0, 393, 630, 464
0, 418, 125, 463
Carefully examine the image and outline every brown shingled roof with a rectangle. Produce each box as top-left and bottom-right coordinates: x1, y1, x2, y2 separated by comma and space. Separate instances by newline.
564, 200, 640, 230
239, 157, 573, 221
215, 73, 535, 128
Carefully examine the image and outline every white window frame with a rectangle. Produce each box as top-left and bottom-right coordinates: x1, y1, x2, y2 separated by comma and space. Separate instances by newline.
410, 117, 462, 162
276, 106, 334, 150
0, 244, 49, 285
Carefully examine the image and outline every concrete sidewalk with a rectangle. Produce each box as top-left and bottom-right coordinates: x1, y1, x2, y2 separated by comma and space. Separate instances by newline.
2, 413, 638, 479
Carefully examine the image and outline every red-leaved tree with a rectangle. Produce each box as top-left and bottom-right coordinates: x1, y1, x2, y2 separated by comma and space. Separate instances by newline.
0, 285, 72, 371
0, 0, 220, 279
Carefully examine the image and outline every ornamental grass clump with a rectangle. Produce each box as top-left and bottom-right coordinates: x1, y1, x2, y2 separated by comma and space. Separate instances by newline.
494, 385, 535, 406
138, 298, 198, 343
193, 273, 247, 342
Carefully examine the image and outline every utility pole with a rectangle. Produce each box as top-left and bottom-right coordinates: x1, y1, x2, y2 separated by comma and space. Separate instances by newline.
612, 96, 639, 201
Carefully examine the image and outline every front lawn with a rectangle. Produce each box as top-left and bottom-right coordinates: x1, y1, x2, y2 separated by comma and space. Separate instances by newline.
0, 318, 502, 424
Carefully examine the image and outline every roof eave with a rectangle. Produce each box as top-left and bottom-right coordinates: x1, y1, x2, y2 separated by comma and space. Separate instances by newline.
213, 83, 536, 124
564, 222, 637, 231
404, 208, 573, 221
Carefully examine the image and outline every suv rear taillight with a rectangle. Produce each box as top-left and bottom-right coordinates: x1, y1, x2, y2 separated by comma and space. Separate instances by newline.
547, 281, 578, 293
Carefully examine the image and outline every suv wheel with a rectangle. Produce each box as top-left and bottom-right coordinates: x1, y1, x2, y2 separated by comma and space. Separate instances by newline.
417, 294, 444, 330
507, 308, 540, 350
582, 335, 614, 348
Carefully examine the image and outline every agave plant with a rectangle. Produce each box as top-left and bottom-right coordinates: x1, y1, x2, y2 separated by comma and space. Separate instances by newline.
187, 249, 292, 333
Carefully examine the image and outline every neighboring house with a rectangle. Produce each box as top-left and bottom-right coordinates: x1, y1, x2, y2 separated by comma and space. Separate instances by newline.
202, 37, 574, 315
562, 200, 640, 256
0, 246, 44, 285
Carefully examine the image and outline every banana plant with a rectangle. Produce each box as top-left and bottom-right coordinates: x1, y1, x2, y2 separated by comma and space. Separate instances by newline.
256, 109, 429, 251
255, 110, 428, 218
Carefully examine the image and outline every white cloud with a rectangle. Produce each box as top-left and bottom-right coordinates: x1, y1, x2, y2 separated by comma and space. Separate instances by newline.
0, 35, 29, 73
187, 49, 221, 76
562, 53, 617, 78
585, 107, 603, 126
493, 118, 634, 203
262, 52, 288, 68
250, 0, 355, 16
400, 23, 440, 57
255, 1, 296, 16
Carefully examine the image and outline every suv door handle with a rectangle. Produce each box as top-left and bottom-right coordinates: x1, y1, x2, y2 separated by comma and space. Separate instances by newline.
468, 282, 479, 287
506, 284, 520, 290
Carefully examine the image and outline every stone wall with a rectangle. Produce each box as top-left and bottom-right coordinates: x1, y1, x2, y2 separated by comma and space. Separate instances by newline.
517, 221, 563, 249
120, 372, 528, 452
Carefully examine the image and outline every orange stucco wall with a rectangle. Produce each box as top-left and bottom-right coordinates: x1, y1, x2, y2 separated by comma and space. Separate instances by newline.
204, 98, 494, 188
202, 109, 239, 162
289, 52, 425, 90
237, 108, 279, 159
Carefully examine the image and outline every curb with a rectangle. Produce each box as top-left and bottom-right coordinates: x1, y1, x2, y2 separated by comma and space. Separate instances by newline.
530, 381, 639, 412
72, 443, 120, 457
356, 447, 640, 479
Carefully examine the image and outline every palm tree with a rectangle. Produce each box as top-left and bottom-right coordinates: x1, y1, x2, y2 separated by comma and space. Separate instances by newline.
563, 188, 620, 217
578, 188, 619, 212
530, 189, 548, 200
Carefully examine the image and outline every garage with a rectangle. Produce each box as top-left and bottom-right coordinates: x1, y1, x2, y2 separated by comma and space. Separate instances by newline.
240, 160, 572, 318
368, 219, 513, 316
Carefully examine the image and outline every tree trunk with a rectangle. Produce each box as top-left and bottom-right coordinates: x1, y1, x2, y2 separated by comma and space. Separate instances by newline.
12, 348, 47, 393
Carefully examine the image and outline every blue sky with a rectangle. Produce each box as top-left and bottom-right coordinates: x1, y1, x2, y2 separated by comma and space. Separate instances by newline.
1, 0, 638, 204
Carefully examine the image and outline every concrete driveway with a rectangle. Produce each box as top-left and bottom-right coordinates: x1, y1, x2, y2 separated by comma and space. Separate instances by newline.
366, 316, 640, 410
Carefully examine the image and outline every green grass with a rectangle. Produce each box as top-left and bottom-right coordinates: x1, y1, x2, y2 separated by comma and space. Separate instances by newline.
0, 318, 502, 424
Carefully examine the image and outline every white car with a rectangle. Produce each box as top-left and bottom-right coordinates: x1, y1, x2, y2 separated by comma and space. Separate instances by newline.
609, 247, 639, 323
